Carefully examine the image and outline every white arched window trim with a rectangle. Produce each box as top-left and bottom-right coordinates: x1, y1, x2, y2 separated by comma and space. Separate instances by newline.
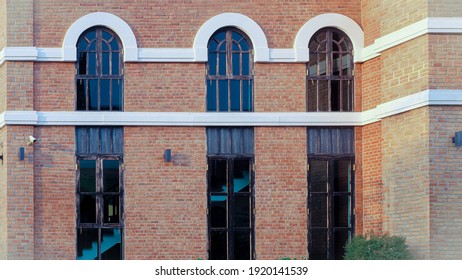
193, 13, 270, 62
294, 13, 364, 62
62, 12, 138, 61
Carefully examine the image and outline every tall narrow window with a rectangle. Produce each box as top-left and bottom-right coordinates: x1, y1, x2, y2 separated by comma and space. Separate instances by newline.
307, 127, 355, 260
207, 28, 253, 112
307, 28, 354, 112
76, 127, 124, 260
207, 127, 255, 260
76, 27, 123, 111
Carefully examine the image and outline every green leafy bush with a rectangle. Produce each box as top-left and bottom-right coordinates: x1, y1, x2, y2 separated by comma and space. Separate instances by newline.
344, 233, 411, 260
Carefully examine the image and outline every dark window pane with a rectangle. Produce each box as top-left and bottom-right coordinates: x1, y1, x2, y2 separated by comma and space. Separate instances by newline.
331, 79, 340, 111
77, 228, 98, 260
76, 79, 87, 110
242, 53, 250, 75
77, 39, 88, 52
310, 160, 328, 192
112, 79, 122, 111
89, 80, 99, 110
233, 196, 250, 227
210, 159, 227, 193
219, 80, 228, 111
208, 39, 218, 51
230, 80, 240, 111
210, 231, 227, 260
234, 231, 251, 260
100, 79, 110, 111
210, 195, 227, 228
100, 228, 122, 260
232, 53, 240, 75
232, 31, 242, 43
103, 195, 120, 223
318, 79, 329, 111
240, 38, 249, 51
310, 194, 328, 227
102, 52, 110, 75
80, 194, 96, 223
80, 160, 96, 192
333, 160, 351, 192
206, 80, 217, 111
208, 52, 217, 76
214, 31, 226, 42
88, 52, 97, 75
342, 79, 353, 111
112, 52, 120, 75
242, 80, 252, 112
234, 160, 250, 193
103, 160, 119, 192
86, 31, 96, 42
310, 228, 328, 260
307, 79, 317, 111
110, 39, 119, 51
334, 195, 351, 227
317, 53, 327, 75
232, 41, 240, 52
219, 53, 226, 76
78, 52, 87, 75
334, 230, 350, 260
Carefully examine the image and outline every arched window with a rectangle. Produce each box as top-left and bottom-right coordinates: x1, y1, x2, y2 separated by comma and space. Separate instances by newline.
206, 28, 253, 112
76, 27, 123, 111
307, 28, 354, 112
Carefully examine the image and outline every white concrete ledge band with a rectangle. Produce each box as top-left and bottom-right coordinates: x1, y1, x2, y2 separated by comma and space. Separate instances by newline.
1, 90, 461, 129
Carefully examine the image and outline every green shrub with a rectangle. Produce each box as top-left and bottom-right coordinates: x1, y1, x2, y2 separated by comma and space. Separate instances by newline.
344, 233, 411, 260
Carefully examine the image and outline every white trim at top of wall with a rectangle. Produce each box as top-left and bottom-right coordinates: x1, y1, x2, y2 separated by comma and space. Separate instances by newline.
1, 89, 462, 129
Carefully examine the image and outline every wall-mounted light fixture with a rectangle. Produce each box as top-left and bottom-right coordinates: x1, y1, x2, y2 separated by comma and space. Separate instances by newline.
19, 147, 25, 161
453, 131, 462, 146
164, 149, 172, 162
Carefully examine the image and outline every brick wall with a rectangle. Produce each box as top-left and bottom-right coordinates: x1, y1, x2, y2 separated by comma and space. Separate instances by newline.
429, 0, 462, 17
361, 57, 381, 111
0, 127, 6, 259
6, 0, 33, 46
382, 107, 431, 259
429, 107, 462, 259
0, 64, 6, 113
380, 0, 427, 36
254, 127, 307, 259
429, 34, 462, 90
6, 62, 34, 111
33, 126, 75, 259
124, 127, 207, 259
0, 1, 6, 50
361, 0, 381, 46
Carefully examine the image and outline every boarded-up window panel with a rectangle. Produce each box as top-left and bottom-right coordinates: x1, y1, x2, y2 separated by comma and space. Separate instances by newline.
76, 127, 123, 155
207, 127, 254, 155
307, 127, 354, 155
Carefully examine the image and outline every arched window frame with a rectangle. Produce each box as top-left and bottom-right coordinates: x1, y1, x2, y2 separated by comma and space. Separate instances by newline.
307, 28, 354, 112
206, 28, 254, 112
75, 26, 124, 111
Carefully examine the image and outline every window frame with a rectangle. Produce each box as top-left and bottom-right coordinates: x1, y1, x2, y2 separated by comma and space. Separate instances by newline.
75, 26, 124, 111
206, 27, 254, 112
207, 155, 256, 260
306, 28, 354, 112
75, 155, 124, 260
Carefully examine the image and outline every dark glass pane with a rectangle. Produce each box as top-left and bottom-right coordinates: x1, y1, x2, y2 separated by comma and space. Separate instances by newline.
233, 196, 250, 227
240, 38, 249, 51
103, 195, 120, 223
102, 41, 109, 51
208, 38, 218, 51
234, 231, 251, 260
206, 80, 217, 111
112, 52, 120, 75
100, 79, 110, 111
86, 31, 96, 42
214, 31, 226, 42
317, 52, 327, 75
310, 228, 328, 260
232, 52, 240, 75
210, 195, 227, 228
208, 52, 217, 75
334, 230, 350, 260
88, 41, 96, 52
342, 79, 353, 111
342, 54, 352, 76
89, 79, 98, 110
88, 52, 97, 75
110, 38, 120, 51
230, 80, 240, 111
77, 39, 88, 51
242, 53, 250, 75
219, 80, 228, 111
101, 228, 122, 260
79, 160, 96, 192
103, 160, 119, 192
333, 160, 351, 192
78, 52, 87, 75
80, 194, 96, 223
77, 228, 98, 260
334, 195, 350, 227
317, 79, 329, 111
331, 79, 340, 111
210, 231, 227, 260
310, 160, 328, 192
232, 41, 240, 52
234, 160, 250, 193
310, 194, 328, 227
210, 159, 227, 193
333, 52, 340, 74
76, 79, 87, 110
232, 31, 242, 43
102, 52, 110, 75
112, 79, 122, 111
219, 53, 226, 76
242, 80, 252, 112
307, 79, 317, 111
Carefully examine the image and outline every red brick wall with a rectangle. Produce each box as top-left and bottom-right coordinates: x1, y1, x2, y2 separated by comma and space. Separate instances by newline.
361, 0, 381, 46
361, 57, 381, 111
0, 64, 6, 113
254, 127, 307, 259
0, 127, 6, 259
33, 126, 75, 259
429, 34, 462, 90
124, 127, 207, 259
6, 62, 34, 111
